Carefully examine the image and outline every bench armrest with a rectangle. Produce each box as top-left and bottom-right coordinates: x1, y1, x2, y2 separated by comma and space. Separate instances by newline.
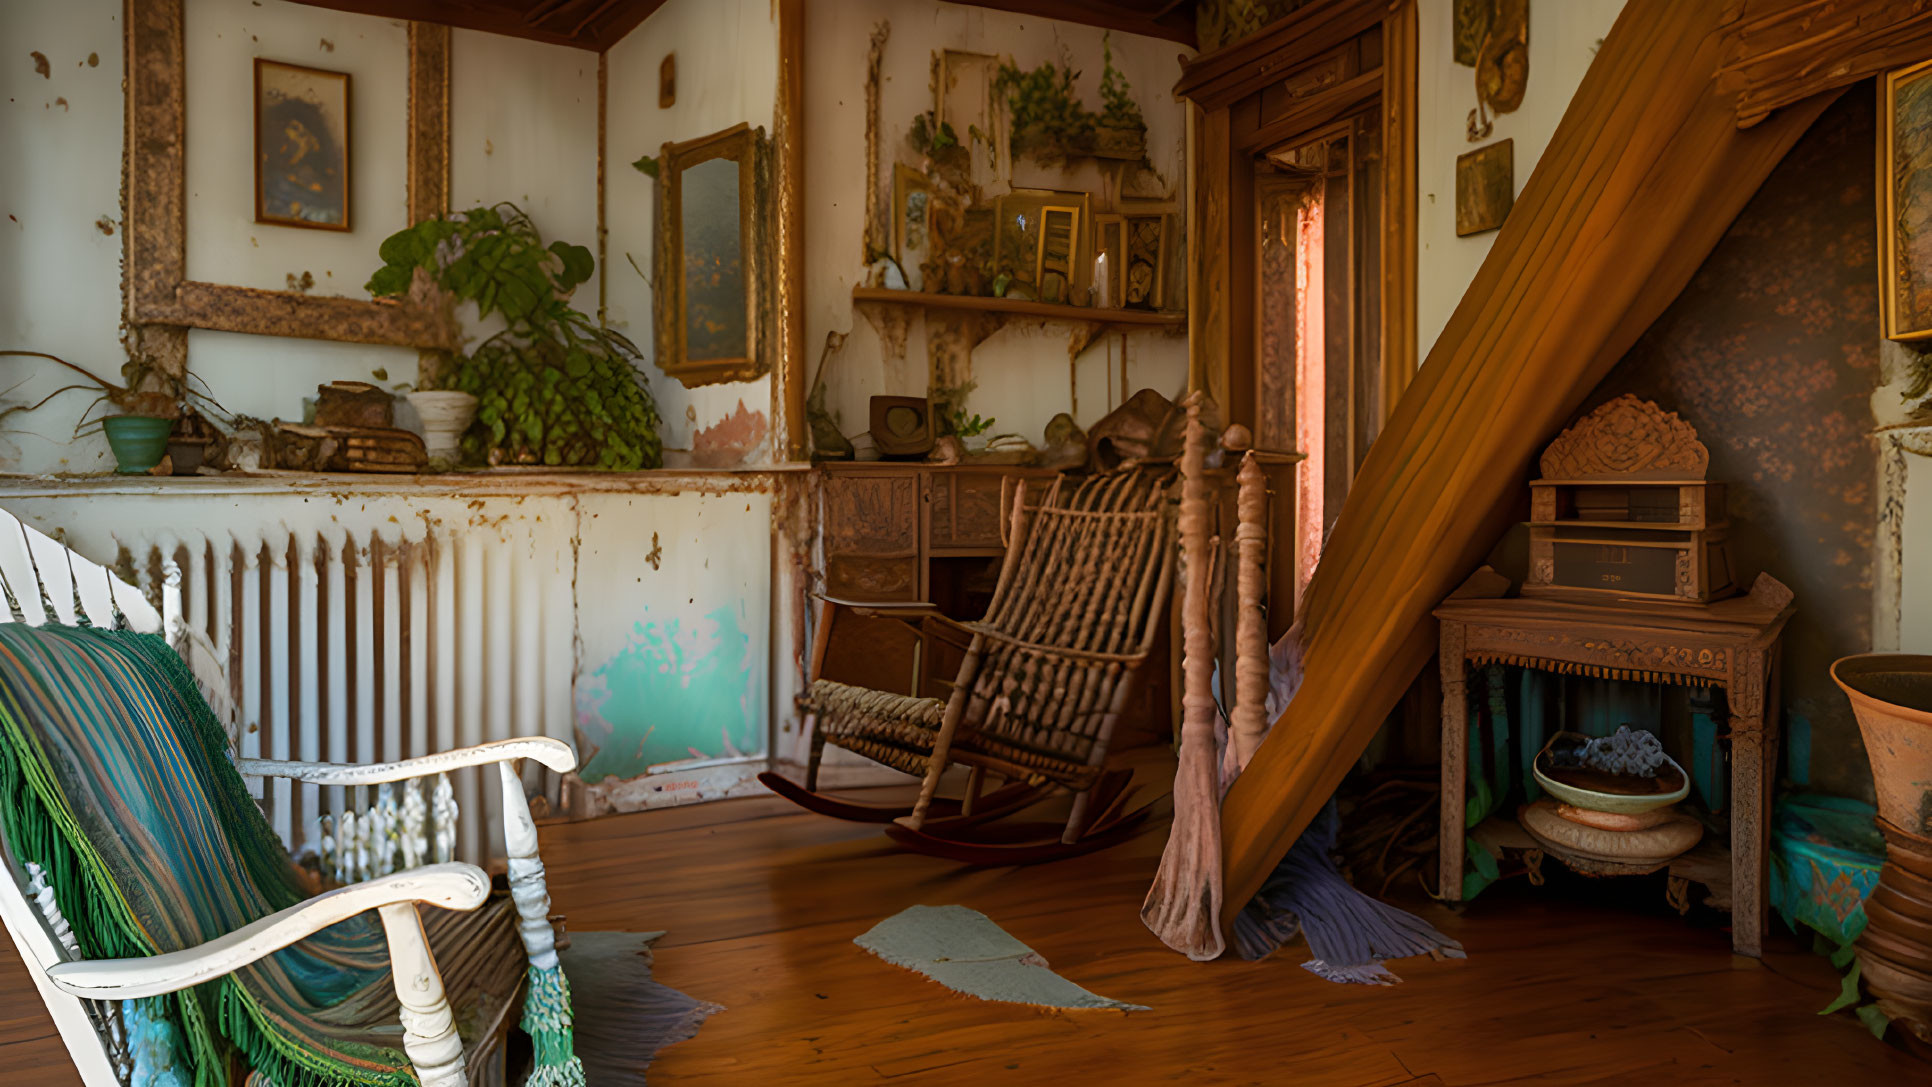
235, 736, 577, 786
44, 862, 489, 1000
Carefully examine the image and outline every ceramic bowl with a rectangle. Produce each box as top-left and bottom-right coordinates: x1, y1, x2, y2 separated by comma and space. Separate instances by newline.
1532, 745, 1690, 815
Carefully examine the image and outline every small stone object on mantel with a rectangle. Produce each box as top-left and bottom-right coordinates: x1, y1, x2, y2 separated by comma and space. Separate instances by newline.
1040, 412, 1087, 471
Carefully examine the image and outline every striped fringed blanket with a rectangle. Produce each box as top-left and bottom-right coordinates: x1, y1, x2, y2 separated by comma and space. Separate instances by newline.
0, 624, 522, 1086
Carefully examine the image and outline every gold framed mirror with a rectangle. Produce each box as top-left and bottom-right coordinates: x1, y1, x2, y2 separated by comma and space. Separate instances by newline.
654, 123, 772, 387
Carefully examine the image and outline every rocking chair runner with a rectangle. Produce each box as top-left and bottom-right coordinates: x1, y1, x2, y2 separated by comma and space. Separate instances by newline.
762, 469, 1177, 862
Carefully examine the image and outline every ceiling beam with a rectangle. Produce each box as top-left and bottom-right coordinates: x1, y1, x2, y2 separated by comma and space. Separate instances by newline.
282, 0, 668, 52
946, 1, 1198, 47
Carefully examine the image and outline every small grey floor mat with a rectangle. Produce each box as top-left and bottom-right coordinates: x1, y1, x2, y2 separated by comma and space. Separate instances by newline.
560, 930, 723, 1084
855, 904, 1147, 1011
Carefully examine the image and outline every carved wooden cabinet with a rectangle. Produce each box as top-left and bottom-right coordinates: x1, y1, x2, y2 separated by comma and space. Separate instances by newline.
817, 464, 1057, 610
820, 468, 925, 603
814, 462, 1173, 742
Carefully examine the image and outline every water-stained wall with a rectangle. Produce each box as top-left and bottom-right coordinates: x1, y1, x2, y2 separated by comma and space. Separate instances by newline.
1580, 89, 1880, 799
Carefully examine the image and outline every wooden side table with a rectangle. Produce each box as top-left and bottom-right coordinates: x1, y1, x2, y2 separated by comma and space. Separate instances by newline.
1435, 575, 1795, 957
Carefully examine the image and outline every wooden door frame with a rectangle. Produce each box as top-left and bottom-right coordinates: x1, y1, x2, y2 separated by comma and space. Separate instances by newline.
1178, 0, 1416, 426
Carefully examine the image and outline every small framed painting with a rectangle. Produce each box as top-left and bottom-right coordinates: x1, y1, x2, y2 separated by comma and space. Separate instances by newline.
1455, 138, 1513, 237
255, 58, 351, 231
1884, 59, 1932, 340
892, 164, 934, 292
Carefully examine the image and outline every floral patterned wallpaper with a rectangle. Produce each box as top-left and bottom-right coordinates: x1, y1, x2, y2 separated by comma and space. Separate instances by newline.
1580, 88, 1880, 799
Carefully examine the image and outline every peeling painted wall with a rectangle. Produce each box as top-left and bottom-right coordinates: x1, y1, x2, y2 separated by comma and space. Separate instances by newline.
1580, 89, 1880, 800
572, 490, 772, 780
802, 0, 1191, 449
0, 475, 775, 787
603, 0, 778, 466
0, 0, 125, 474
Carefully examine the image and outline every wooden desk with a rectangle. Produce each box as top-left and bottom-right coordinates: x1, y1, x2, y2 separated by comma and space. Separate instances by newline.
1435, 576, 1795, 957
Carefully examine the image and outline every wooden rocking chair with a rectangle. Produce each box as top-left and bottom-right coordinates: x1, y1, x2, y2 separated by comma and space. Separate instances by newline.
0, 519, 578, 1087
761, 469, 1177, 863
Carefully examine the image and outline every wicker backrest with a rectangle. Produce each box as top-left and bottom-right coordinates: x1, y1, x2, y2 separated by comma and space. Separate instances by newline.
958, 470, 1177, 770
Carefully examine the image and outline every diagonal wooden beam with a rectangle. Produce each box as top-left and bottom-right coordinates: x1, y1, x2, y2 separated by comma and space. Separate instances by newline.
1216, 0, 1840, 927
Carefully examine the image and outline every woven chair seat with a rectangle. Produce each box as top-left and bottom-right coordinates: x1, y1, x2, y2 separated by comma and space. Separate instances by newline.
810, 679, 947, 776
811, 678, 1107, 789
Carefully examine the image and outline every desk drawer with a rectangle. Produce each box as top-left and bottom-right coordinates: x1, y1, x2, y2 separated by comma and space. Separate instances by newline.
927, 471, 1008, 550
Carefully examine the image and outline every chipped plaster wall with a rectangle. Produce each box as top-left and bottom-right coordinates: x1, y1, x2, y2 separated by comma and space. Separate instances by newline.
0, 0, 598, 467
1578, 90, 1881, 800
0, 477, 773, 793
603, 0, 778, 466
1416, 0, 1625, 362
803, 0, 1190, 449
0, 0, 125, 474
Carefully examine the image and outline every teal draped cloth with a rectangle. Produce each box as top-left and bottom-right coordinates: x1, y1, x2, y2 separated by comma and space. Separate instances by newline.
0, 624, 520, 1086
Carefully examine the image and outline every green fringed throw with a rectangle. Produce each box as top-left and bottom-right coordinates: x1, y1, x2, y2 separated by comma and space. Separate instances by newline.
0, 624, 517, 1086
522, 964, 587, 1087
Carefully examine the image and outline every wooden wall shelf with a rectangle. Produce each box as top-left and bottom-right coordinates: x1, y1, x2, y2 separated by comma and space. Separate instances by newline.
851, 286, 1185, 328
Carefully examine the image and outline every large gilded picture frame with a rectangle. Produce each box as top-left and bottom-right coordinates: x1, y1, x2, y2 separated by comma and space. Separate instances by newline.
654, 124, 773, 388
1883, 58, 1932, 341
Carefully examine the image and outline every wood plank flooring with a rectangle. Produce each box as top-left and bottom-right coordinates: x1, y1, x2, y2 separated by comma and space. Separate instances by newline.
3, 746, 1923, 1084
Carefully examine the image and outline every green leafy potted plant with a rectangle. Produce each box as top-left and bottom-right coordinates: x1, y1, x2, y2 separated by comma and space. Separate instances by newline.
992, 39, 1148, 165
1093, 35, 1148, 162
367, 203, 663, 469
0, 349, 211, 473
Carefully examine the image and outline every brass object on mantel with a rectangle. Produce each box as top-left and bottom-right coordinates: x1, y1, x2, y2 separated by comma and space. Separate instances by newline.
1524, 395, 1736, 605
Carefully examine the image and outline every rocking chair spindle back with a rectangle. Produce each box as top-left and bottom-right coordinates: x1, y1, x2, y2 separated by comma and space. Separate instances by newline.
762, 469, 1178, 864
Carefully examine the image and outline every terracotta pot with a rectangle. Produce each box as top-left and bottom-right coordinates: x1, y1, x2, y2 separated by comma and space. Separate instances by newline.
406, 390, 477, 464
1832, 655, 1932, 838
1836, 655, 1932, 1040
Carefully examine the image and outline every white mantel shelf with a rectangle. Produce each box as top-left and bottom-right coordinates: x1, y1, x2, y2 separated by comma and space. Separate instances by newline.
0, 465, 810, 500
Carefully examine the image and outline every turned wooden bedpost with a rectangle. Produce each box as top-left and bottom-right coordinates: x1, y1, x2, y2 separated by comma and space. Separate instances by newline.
1140, 392, 1226, 959
496, 762, 558, 970
1230, 452, 1270, 770
377, 902, 467, 1087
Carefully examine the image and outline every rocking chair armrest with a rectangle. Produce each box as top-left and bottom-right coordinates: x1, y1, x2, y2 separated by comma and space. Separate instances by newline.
235, 737, 577, 785
43, 862, 490, 1000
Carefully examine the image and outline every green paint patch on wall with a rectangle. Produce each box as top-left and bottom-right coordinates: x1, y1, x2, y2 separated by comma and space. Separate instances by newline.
575, 605, 764, 782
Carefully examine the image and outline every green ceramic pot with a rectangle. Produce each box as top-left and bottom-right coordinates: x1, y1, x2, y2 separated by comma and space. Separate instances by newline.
101, 415, 174, 474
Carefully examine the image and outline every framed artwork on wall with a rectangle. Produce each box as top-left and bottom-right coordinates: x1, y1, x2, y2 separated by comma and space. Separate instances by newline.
1883, 58, 1932, 341
991, 189, 1088, 303
1455, 138, 1513, 237
892, 164, 934, 292
1117, 200, 1174, 311
654, 123, 772, 386
254, 59, 352, 231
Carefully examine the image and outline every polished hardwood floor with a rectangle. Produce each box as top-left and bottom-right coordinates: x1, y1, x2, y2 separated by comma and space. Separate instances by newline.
3, 747, 1923, 1085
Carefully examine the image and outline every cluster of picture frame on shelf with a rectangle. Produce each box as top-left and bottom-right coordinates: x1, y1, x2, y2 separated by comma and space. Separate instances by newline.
882, 43, 1178, 314
892, 168, 1175, 311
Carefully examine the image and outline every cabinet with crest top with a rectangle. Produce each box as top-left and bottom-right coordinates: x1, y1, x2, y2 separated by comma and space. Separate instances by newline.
1524, 395, 1736, 605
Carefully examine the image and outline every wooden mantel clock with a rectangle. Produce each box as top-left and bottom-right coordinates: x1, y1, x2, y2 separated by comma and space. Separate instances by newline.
1524, 395, 1736, 604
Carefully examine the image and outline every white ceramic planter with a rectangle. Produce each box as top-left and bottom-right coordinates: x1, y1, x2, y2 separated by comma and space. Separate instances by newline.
406, 390, 477, 463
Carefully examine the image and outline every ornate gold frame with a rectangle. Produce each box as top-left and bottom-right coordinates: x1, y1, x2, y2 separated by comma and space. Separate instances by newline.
124, 0, 455, 358
1883, 57, 1932, 341
653, 123, 772, 388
